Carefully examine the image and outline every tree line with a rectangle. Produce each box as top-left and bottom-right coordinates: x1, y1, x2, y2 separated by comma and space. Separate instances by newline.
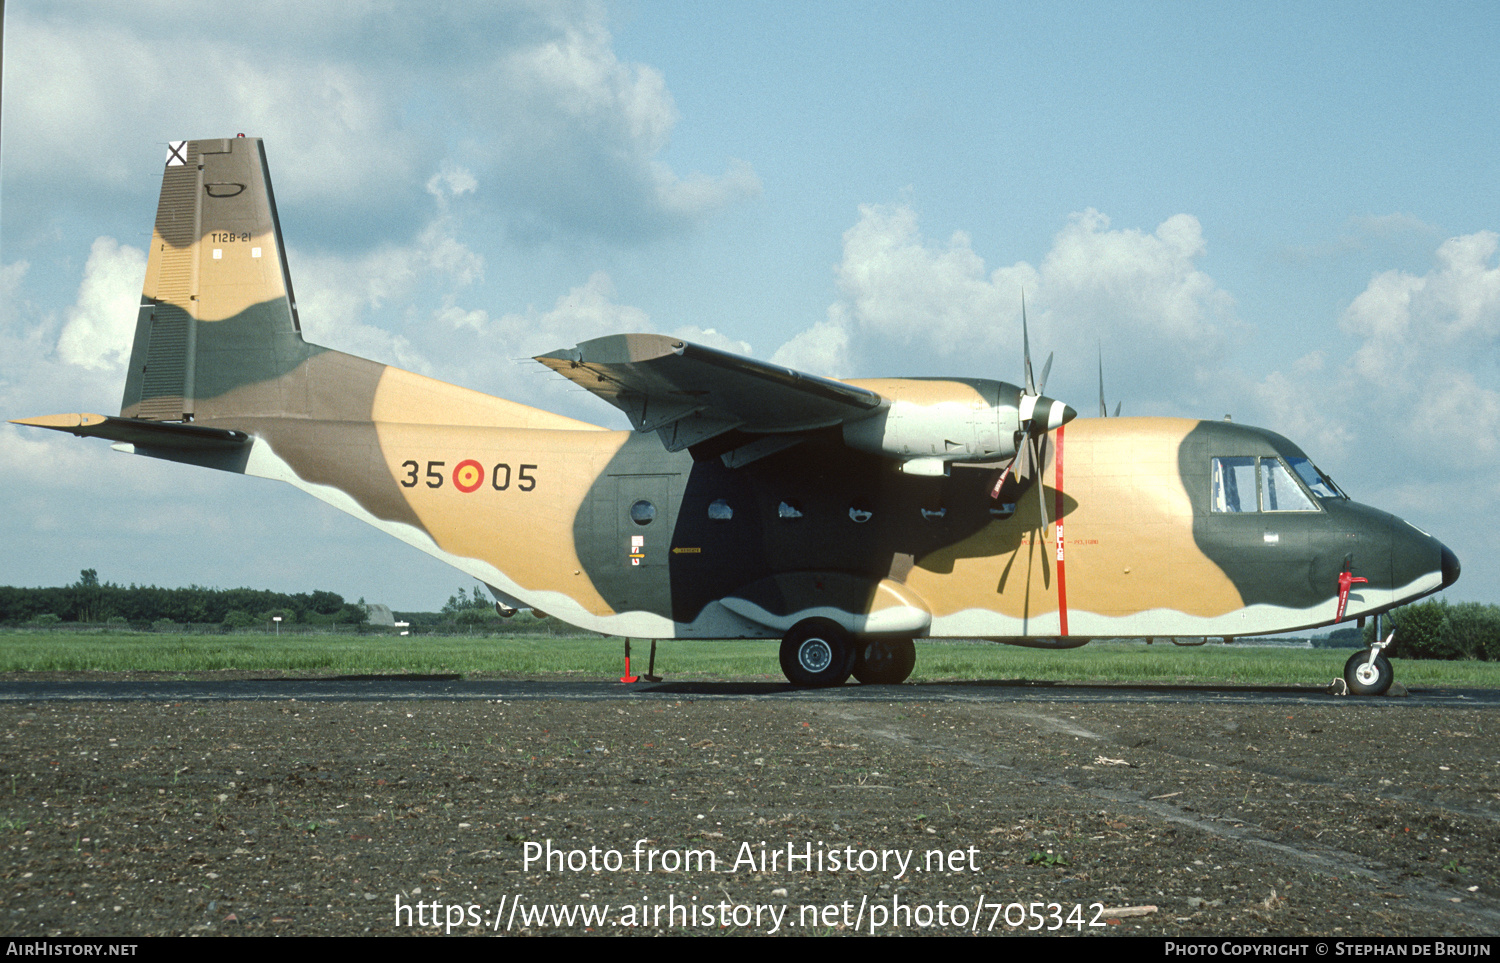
1, 570, 367, 627
1372, 598, 1500, 661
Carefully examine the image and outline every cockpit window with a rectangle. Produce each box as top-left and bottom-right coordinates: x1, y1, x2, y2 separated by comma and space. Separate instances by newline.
1261, 460, 1316, 511
1211, 456, 1257, 512
1287, 457, 1345, 499
1211, 456, 1320, 513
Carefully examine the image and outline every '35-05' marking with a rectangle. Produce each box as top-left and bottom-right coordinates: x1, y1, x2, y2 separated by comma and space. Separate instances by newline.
398, 459, 538, 493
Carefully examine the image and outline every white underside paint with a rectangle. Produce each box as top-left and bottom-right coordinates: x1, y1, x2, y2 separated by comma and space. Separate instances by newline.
718, 597, 931, 635
224, 439, 1444, 645
927, 567, 1446, 641
240, 439, 760, 640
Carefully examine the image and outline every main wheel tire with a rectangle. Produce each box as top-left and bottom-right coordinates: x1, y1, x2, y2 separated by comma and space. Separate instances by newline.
852, 637, 916, 685
1344, 648, 1394, 696
780, 619, 856, 688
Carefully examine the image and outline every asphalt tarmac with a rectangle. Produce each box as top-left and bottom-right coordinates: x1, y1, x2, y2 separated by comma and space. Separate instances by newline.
3, 676, 1498, 707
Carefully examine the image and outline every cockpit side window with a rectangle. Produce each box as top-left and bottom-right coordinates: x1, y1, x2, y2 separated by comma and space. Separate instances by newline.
1211, 456, 1257, 512
1287, 457, 1345, 499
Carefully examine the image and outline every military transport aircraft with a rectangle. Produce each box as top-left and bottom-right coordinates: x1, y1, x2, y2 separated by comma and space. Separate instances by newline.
14, 136, 1460, 695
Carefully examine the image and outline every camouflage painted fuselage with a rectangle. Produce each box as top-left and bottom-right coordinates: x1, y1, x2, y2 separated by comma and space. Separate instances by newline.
215, 403, 1450, 643
16, 137, 1457, 648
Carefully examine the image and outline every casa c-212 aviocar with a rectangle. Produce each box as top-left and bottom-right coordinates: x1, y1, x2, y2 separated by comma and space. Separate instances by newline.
14, 136, 1461, 694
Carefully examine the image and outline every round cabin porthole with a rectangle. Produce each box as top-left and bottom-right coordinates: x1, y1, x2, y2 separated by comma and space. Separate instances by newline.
630, 499, 656, 525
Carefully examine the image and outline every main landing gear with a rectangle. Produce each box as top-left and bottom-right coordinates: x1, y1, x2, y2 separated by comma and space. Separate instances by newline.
780, 619, 856, 687
778, 619, 916, 687
853, 637, 917, 685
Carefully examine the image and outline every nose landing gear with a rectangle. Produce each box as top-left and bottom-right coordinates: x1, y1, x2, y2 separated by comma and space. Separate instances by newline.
1343, 630, 1395, 696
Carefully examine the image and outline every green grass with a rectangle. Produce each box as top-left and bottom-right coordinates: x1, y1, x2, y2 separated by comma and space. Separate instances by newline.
3, 630, 1500, 687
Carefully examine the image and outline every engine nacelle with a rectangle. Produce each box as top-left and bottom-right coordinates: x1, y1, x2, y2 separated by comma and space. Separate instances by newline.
840, 377, 1073, 474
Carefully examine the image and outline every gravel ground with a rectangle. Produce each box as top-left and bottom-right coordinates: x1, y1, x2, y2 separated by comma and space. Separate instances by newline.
1, 693, 1496, 937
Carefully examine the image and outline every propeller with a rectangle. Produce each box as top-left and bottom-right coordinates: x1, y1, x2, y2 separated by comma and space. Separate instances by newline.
1097, 344, 1121, 418
990, 294, 1076, 535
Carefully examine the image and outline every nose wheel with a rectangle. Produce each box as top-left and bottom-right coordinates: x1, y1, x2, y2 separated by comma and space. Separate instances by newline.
1342, 631, 1395, 696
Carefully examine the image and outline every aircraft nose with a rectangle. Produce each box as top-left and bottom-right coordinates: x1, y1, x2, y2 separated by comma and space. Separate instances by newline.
1440, 543, 1461, 589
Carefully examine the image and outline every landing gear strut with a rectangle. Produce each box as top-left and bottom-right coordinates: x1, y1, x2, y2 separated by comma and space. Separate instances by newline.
1343, 617, 1395, 696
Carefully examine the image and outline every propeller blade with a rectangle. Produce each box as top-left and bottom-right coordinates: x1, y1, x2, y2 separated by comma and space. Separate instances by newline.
1021, 292, 1035, 395
996, 290, 1075, 521
1015, 434, 1034, 481
1098, 346, 1108, 418
1096, 344, 1123, 417
1035, 433, 1050, 536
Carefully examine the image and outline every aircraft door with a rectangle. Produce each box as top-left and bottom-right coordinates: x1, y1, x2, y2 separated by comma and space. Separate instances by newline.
615, 474, 673, 568
599, 473, 678, 615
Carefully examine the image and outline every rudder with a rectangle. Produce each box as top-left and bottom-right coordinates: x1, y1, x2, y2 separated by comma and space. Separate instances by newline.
121, 136, 315, 422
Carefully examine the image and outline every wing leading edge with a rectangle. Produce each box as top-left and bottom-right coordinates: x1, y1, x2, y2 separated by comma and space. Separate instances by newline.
538, 333, 1077, 474
535, 334, 885, 464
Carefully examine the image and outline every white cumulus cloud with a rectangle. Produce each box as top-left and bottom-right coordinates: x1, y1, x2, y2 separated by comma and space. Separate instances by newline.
6, 2, 758, 242
290, 213, 487, 372
1343, 230, 1500, 380
770, 309, 855, 377
0, 261, 30, 302
1040, 209, 1234, 349
486, 271, 652, 357
1331, 230, 1500, 466
776, 203, 1237, 384
56, 237, 147, 370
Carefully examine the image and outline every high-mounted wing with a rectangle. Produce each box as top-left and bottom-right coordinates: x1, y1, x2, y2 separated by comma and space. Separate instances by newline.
536, 334, 885, 463
538, 333, 1077, 474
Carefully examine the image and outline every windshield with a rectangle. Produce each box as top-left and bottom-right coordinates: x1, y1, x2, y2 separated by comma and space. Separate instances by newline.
1287, 457, 1346, 499
1212, 456, 1320, 512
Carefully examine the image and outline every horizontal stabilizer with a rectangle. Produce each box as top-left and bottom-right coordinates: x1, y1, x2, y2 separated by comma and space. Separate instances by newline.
11, 413, 249, 451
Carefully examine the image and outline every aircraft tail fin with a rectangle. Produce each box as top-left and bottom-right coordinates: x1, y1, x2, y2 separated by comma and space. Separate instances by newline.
120, 136, 319, 423
112, 135, 599, 434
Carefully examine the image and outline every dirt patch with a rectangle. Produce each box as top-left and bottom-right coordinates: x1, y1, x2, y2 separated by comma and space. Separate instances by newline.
1, 695, 1496, 936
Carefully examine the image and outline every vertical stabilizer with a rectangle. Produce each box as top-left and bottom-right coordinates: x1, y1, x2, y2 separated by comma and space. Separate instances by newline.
121, 136, 314, 422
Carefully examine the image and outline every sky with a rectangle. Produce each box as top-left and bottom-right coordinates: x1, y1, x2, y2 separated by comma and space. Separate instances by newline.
2, 0, 1496, 612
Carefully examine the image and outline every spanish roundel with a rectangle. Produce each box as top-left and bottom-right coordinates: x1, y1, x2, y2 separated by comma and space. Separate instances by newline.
452, 459, 484, 493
